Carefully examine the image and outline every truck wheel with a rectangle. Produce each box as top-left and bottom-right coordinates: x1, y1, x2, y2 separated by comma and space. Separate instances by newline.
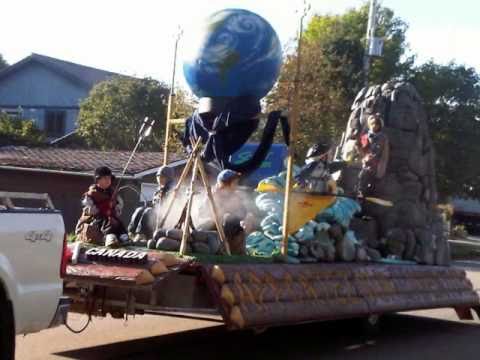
0, 298, 15, 360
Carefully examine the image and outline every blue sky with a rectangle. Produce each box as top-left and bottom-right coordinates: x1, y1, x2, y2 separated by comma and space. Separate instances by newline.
1, 0, 479, 87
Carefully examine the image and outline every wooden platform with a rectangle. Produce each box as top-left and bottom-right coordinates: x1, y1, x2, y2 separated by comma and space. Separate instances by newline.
201, 263, 480, 329
63, 245, 480, 330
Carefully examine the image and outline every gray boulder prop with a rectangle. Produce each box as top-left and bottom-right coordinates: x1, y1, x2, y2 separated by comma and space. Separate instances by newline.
156, 237, 181, 251
192, 242, 211, 254
149, 228, 223, 255
339, 81, 450, 265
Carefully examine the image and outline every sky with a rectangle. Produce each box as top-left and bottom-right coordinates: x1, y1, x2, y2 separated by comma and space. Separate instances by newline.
1, 0, 480, 87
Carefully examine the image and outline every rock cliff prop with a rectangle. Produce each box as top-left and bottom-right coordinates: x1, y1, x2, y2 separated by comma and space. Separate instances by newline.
340, 81, 450, 265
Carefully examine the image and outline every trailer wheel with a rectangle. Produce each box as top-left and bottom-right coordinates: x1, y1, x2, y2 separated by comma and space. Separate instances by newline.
360, 314, 381, 336
252, 326, 268, 335
0, 296, 15, 360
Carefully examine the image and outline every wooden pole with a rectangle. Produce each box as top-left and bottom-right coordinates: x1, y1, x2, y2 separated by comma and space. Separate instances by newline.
163, 95, 174, 165
179, 157, 199, 255
281, 2, 309, 256
197, 159, 231, 255
163, 28, 183, 165
156, 138, 202, 231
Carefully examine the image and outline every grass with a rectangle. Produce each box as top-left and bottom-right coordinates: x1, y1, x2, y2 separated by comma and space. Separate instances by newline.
182, 253, 275, 264
71, 236, 277, 264
450, 240, 480, 260
125, 246, 275, 264
76, 241, 276, 265
67, 233, 77, 243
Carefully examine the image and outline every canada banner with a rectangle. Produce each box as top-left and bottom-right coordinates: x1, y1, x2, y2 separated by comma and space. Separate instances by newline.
85, 247, 148, 264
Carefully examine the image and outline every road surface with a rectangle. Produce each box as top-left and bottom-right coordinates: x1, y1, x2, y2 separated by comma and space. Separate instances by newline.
16, 263, 480, 360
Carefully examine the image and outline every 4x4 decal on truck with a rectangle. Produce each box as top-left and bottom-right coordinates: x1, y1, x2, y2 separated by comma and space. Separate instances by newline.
25, 230, 53, 243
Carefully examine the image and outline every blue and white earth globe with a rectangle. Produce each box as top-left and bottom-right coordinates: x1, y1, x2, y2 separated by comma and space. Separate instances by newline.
183, 9, 283, 99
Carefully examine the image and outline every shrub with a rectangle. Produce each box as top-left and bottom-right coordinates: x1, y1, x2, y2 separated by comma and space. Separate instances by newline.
0, 113, 45, 146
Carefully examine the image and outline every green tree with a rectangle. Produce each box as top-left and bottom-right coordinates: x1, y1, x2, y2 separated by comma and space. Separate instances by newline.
303, 3, 413, 100
410, 62, 480, 198
0, 113, 46, 146
267, 2, 480, 200
78, 77, 193, 151
266, 42, 349, 157
267, 3, 412, 157
168, 88, 196, 153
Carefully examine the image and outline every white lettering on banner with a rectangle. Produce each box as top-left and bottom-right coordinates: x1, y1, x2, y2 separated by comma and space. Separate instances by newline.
116, 250, 127, 258
123, 251, 137, 259
85, 248, 99, 256
135, 253, 147, 261
84, 247, 148, 264
104, 249, 117, 257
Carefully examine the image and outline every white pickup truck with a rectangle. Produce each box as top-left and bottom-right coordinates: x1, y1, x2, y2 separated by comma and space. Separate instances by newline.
0, 192, 70, 359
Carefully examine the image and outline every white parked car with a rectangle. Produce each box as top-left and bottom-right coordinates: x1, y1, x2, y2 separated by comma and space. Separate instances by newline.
0, 192, 70, 359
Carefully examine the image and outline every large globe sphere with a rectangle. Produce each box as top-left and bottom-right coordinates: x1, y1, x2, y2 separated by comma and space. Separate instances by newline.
183, 9, 282, 99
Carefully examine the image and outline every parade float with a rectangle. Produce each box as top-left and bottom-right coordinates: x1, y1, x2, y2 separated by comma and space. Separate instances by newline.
63, 8, 480, 332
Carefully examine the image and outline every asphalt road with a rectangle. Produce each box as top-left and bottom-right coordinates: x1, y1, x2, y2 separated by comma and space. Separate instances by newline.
16, 264, 480, 360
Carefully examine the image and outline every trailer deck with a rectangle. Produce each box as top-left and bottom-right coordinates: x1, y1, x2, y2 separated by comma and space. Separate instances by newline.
63, 245, 480, 330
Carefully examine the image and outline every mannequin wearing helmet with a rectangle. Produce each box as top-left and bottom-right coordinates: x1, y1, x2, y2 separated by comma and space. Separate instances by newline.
128, 165, 175, 242
196, 169, 256, 255
152, 165, 175, 205
295, 142, 337, 194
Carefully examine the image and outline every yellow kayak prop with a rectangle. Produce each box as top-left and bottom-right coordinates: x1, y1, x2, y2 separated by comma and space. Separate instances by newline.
256, 182, 336, 234
285, 192, 337, 234
256, 182, 282, 193
255, 181, 393, 234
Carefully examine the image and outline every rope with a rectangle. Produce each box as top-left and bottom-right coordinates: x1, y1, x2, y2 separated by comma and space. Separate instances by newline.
64, 314, 91, 334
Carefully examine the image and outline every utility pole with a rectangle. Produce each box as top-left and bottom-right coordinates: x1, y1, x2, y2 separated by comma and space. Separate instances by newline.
163, 26, 183, 165
363, 0, 378, 88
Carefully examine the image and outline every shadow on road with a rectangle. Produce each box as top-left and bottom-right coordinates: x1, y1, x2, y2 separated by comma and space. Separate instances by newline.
55, 314, 480, 360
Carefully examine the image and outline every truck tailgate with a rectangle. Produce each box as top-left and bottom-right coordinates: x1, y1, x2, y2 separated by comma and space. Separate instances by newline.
0, 210, 64, 333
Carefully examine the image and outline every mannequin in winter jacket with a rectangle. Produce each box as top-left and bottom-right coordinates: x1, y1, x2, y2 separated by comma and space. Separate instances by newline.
75, 166, 129, 247
357, 113, 389, 196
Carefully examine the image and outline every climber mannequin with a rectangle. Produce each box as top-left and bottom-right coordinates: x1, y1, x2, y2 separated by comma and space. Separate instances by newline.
296, 143, 337, 194
357, 113, 389, 197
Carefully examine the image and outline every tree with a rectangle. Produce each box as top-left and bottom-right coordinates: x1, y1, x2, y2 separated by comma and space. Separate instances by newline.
0, 53, 7, 71
0, 113, 46, 146
267, 3, 412, 158
410, 62, 480, 198
77, 77, 193, 151
265, 2, 480, 200
266, 42, 350, 157
303, 4, 413, 100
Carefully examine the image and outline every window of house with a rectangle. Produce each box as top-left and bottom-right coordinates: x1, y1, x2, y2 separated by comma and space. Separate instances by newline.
1, 108, 22, 119
45, 110, 66, 137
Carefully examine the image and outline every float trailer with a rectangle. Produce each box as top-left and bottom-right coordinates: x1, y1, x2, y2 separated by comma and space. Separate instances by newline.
63, 246, 480, 331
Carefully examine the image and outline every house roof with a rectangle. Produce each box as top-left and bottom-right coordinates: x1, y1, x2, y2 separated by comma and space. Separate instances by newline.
0, 146, 181, 177
0, 53, 120, 89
